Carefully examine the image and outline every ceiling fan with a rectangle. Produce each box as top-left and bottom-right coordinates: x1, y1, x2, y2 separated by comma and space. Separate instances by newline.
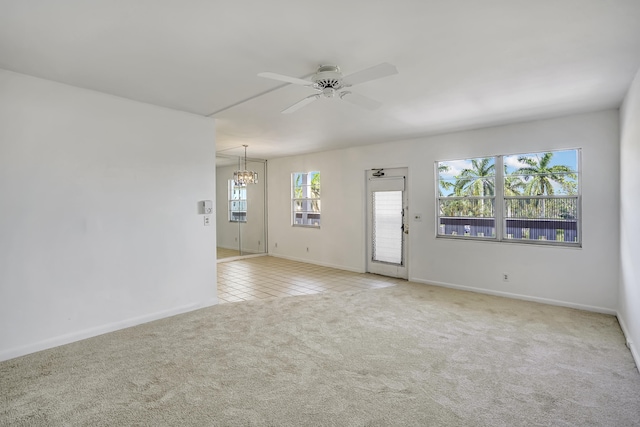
258, 62, 398, 114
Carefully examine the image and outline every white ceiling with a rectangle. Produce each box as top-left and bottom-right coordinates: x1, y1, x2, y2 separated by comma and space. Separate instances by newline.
2, 0, 639, 160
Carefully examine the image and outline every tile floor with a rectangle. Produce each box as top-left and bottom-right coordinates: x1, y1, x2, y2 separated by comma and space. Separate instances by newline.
216, 247, 242, 260
217, 255, 403, 304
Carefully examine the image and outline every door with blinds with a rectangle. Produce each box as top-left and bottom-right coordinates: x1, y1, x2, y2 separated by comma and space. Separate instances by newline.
366, 168, 408, 279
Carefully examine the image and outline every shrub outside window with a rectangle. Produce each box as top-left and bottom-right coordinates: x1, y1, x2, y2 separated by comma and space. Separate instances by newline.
292, 171, 321, 227
437, 149, 580, 246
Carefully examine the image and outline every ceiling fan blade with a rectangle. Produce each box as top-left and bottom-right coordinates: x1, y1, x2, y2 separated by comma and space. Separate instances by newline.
339, 91, 382, 110
342, 62, 398, 87
258, 72, 312, 86
281, 94, 320, 114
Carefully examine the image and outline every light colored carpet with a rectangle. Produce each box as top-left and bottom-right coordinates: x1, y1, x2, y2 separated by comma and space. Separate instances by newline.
1, 282, 639, 426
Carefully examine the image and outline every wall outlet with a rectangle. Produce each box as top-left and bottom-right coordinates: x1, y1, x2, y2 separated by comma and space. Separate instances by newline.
204, 215, 211, 226
274, 242, 278, 248
502, 273, 509, 282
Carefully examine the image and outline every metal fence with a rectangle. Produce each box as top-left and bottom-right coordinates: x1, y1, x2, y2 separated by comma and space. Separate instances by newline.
505, 197, 578, 220
438, 196, 579, 242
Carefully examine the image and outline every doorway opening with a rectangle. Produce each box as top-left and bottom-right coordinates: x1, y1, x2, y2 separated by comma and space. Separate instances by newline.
366, 168, 408, 279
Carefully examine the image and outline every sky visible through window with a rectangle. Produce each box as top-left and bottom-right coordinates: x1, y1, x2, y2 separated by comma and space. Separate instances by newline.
438, 150, 577, 196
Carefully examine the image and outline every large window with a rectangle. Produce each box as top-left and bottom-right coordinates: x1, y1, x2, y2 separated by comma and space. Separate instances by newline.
437, 149, 580, 245
228, 180, 247, 222
437, 157, 496, 237
292, 171, 321, 227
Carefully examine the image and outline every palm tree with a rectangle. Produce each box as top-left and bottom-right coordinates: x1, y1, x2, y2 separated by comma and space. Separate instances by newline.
515, 152, 576, 218
437, 164, 453, 197
310, 172, 320, 212
503, 165, 525, 218
453, 158, 495, 217
503, 165, 524, 196
294, 172, 321, 210
454, 158, 495, 197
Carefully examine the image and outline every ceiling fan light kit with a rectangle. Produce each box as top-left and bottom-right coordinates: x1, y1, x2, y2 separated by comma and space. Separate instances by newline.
258, 62, 398, 114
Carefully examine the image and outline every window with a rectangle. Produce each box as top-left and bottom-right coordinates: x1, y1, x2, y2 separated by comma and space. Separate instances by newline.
437, 149, 580, 246
292, 171, 321, 227
228, 180, 247, 222
503, 150, 579, 243
437, 157, 496, 238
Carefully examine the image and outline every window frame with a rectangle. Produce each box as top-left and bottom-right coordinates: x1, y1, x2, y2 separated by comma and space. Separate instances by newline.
436, 149, 581, 247
228, 179, 247, 223
292, 171, 321, 228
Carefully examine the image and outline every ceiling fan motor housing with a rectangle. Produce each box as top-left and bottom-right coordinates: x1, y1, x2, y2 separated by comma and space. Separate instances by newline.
258, 62, 396, 113
313, 65, 344, 90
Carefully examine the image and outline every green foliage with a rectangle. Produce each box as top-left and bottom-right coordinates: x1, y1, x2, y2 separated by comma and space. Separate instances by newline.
438, 164, 453, 196
439, 158, 495, 217
311, 172, 320, 198
439, 153, 577, 219
515, 153, 576, 196
293, 172, 321, 213
504, 165, 525, 196
453, 158, 495, 197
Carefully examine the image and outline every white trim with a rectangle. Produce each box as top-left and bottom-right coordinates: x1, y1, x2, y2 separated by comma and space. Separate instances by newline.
217, 253, 268, 263
436, 149, 581, 246
0, 299, 218, 362
617, 315, 640, 371
409, 277, 617, 315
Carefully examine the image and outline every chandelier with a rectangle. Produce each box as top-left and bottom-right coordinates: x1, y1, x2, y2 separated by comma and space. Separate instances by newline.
233, 145, 258, 186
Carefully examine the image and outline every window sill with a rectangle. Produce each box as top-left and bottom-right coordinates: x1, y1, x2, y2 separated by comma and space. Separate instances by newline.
436, 234, 581, 248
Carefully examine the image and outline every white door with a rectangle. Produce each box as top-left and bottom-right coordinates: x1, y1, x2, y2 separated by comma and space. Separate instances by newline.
366, 168, 408, 279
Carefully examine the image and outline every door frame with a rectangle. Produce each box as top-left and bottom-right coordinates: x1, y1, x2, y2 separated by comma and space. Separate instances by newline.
365, 167, 409, 279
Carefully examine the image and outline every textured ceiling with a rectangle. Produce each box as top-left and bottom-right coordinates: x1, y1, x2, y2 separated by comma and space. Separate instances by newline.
1, 0, 639, 160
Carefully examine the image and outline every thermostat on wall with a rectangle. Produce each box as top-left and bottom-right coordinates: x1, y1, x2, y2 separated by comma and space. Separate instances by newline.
202, 200, 212, 214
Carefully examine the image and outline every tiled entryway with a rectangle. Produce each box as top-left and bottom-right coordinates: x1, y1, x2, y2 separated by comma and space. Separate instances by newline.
217, 256, 403, 304
217, 247, 241, 260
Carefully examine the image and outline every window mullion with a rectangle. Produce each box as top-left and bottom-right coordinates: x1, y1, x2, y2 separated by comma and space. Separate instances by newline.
495, 156, 504, 241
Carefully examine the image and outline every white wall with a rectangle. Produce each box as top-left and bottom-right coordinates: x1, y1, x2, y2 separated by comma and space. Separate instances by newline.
619, 68, 640, 366
269, 110, 620, 313
0, 70, 217, 361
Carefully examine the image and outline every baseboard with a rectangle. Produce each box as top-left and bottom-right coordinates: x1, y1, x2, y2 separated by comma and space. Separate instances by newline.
218, 246, 262, 254
217, 253, 267, 263
268, 253, 364, 273
0, 298, 218, 362
410, 277, 617, 316
616, 315, 640, 371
